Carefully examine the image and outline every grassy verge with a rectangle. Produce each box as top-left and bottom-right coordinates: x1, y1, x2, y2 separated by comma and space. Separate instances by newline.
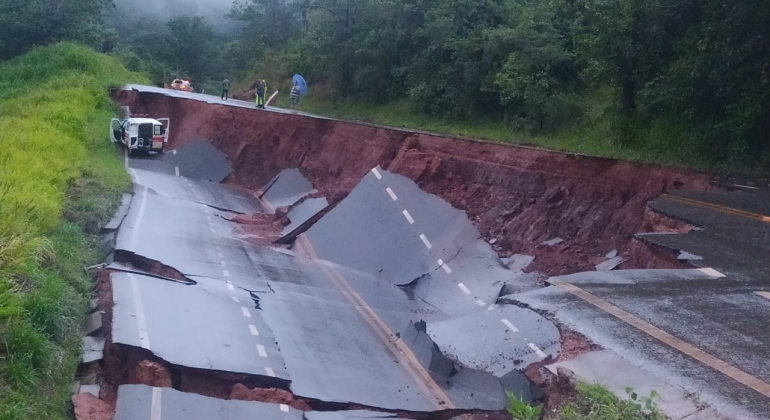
507, 383, 666, 420
0, 43, 146, 420
274, 94, 745, 174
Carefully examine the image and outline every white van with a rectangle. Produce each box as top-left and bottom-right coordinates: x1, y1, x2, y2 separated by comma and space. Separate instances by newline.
110, 117, 170, 155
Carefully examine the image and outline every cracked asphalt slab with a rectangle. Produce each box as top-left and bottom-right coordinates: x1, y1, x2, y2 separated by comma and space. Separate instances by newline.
111, 272, 288, 379
128, 139, 234, 182
110, 85, 770, 419
510, 268, 770, 420
282, 197, 329, 235
644, 189, 770, 284
115, 185, 272, 291
128, 168, 259, 214
114, 385, 302, 420
305, 168, 505, 288
110, 150, 560, 417
260, 168, 318, 211
427, 304, 560, 377
409, 239, 537, 317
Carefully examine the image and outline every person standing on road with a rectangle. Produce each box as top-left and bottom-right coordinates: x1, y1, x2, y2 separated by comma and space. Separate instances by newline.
290, 81, 301, 114
221, 78, 230, 101
254, 78, 266, 109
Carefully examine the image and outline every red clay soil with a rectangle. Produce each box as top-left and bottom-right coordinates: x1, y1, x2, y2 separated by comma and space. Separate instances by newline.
116, 90, 716, 275
557, 328, 602, 362
232, 208, 289, 246
231, 383, 313, 411
72, 393, 114, 420
133, 360, 173, 387
524, 364, 580, 418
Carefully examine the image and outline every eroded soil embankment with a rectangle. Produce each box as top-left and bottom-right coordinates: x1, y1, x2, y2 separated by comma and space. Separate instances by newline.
116, 90, 715, 275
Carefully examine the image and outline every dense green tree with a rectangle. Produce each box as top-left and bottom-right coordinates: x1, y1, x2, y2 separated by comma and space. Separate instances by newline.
165, 16, 220, 82
0, 0, 109, 59
2, 0, 769, 166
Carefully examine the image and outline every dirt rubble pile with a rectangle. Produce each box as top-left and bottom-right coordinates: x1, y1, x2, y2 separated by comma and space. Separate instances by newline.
116, 90, 715, 275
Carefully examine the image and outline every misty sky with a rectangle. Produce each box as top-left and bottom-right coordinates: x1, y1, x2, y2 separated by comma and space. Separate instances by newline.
115, 0, 236, 29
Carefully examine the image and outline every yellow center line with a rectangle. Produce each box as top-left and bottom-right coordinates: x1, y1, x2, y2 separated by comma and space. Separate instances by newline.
548, 277, 770, 398
295, 235, 454, 410
259, 193, 453, 409
664, 194, 770, 223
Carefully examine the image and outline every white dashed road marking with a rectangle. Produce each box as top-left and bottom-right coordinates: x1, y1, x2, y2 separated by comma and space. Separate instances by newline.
419, 234, 433, 249
264, 367, 276, 377
280, 404, 290, 412
222, 270, 230, 277
529, 342, 547, 358
217, 252, 224, 258
501, 319, 519, 332
475, 300, 486, 307
220, 260, 227, 267
386, 187, 398, 201
209, 227, 216, 234
150, 387, 162, 420
174, 166, 180, 177
226, 281, 234, 291
231, 296, 240, 303
256, 344, 268, 358
371, 168, 382, 180
249, 324, 259, 336
402, 209, 415, 224
457, 283, 471, 295
437, 259, 453, 274
241, 307, 251, 318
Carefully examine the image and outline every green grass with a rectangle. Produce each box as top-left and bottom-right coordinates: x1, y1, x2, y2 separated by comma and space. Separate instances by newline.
273, 93, 749, 174
552, 383, 666, 420
507, 383, 666, 420
0, 43, 146, 420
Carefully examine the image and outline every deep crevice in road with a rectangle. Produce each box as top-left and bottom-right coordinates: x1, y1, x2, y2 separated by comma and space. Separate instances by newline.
90, 88, 738, 420
113, 250, 193, 284
116, 89, 709, 277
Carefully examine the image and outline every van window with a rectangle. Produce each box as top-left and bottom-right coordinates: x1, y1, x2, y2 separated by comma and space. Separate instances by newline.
154, 125, 161, 136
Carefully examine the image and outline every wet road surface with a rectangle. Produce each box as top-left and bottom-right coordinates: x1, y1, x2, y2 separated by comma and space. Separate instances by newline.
508, 184, 770, 419
114, 385, 302, 420
111, 145, 556, 417
110, 86, 770, 419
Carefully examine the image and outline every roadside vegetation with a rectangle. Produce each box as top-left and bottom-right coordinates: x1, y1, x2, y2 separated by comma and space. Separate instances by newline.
507, 384, 666, 420
2, 0, 768, 173
107, 0, 770, 174
0, 43, 145, 420
272, 95, 721, 172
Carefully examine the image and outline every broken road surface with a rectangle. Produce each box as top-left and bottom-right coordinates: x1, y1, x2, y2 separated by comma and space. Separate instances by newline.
98, 85, 770, 420
106, 142, 555, 418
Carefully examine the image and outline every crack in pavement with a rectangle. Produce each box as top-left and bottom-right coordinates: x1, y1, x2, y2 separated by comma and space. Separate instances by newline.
132, 182, 251, 215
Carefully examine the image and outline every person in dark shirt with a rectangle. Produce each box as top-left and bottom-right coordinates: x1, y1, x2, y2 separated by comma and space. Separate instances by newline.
221, 78, 230, 100
254, 79, 266, 109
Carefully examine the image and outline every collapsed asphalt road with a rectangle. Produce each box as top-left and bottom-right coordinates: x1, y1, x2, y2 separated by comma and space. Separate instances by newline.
98, 141, 557, 419
80, 85, 770, 420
